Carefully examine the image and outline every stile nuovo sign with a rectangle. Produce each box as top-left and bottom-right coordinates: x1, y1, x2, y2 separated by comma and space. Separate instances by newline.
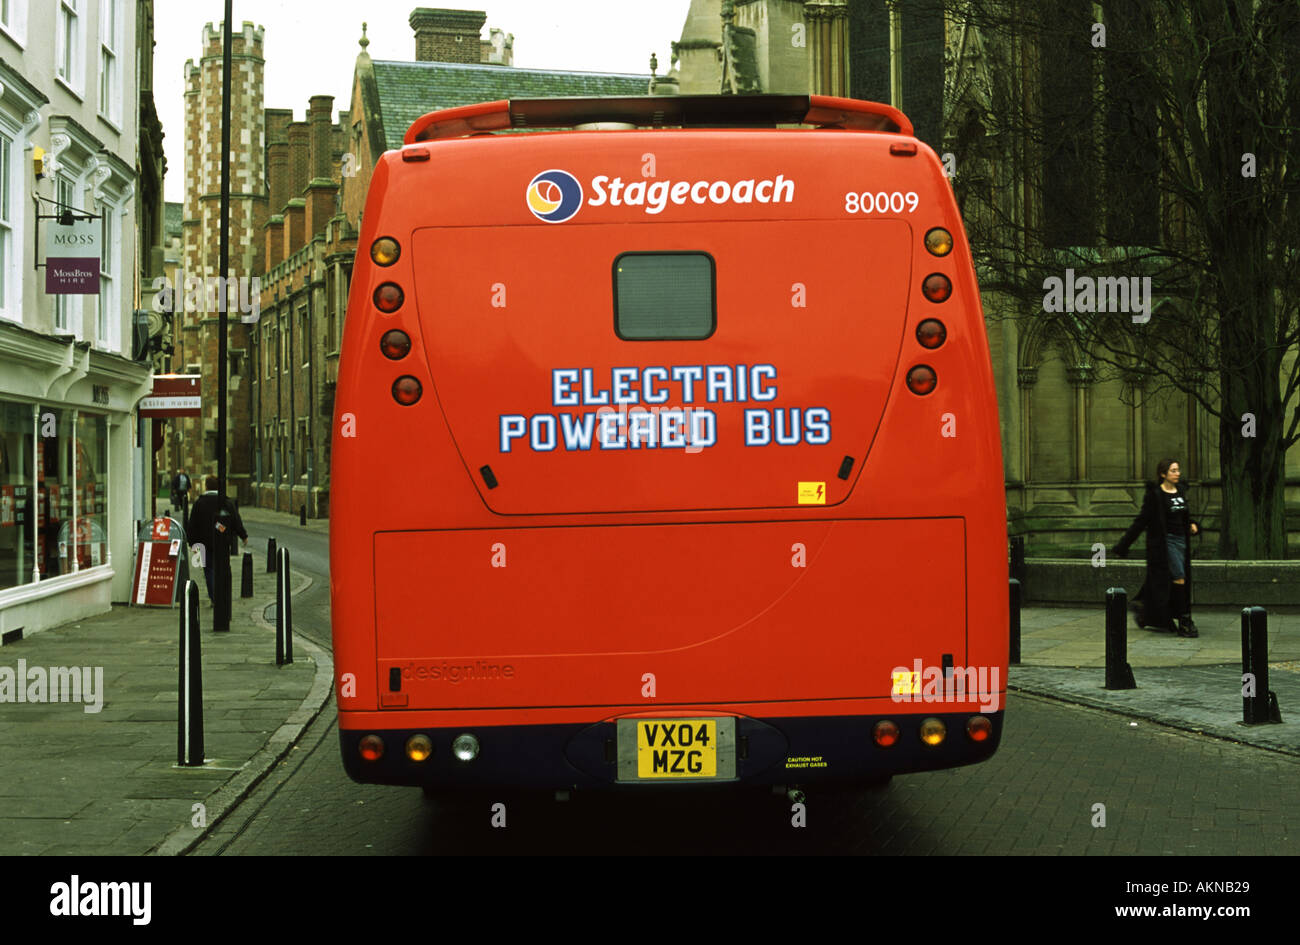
139, 375, 201, 418
45, 217, 101, 295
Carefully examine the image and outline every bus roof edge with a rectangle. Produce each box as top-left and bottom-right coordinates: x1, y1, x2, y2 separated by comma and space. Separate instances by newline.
403, 94, 913, 144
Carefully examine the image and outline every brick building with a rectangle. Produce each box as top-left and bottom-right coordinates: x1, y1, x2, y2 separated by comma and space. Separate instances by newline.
245, 7, 655, 517
246, 96, 354, 516
167, 22, 267, 504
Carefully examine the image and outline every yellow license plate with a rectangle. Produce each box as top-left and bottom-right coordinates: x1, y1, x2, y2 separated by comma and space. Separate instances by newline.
636, 719, 717, 778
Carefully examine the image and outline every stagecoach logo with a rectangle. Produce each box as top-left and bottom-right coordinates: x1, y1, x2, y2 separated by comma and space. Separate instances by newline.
526, 169, 584, 223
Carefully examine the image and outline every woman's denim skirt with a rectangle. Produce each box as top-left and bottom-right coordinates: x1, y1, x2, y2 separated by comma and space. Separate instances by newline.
1166, 534, 1187, 581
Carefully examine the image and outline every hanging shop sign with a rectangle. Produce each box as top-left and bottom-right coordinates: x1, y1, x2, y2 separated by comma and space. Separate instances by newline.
45, 216, 101, 295
138, 375, 201, 418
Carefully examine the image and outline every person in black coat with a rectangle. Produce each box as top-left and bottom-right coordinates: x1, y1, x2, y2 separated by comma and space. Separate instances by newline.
1114, 458, 1201, 637
185, 475, 248, 603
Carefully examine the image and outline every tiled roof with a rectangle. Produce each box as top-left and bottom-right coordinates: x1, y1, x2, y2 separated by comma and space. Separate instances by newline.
371, 60, 651, 149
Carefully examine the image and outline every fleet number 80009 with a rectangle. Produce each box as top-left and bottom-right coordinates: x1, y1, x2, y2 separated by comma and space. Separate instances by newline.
845, 191, 919, 214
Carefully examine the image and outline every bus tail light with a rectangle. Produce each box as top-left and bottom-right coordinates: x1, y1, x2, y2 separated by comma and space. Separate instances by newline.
916, 319, 946, 349
371, 237, 401, 266
452, 734, 480, 762
381, 330, 411, 360
873, 720, 900, 747
922, 273, 952, 302
919, 718, 946, 746
374, 282, 405, 312
924, 228, 953, 256
906, 365, 937, 395
405, 734, 434, 762
359, 735, 385, 761
392, 376, 423, 405
966, 716, 992, 742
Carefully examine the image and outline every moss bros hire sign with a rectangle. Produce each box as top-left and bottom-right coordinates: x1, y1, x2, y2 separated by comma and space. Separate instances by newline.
45, 217, 100, 294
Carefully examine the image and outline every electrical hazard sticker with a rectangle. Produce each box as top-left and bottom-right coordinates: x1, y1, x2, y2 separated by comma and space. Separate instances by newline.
892, 670, 921, 695
797, 481, 826, 504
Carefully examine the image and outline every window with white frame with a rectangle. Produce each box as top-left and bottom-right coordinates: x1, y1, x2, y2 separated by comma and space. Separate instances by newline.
0, 130, 11, 318
0, 0, 28, 45
0, 0, 27, 45
98, 202, 118, 349
54, 174, 74, 332
56, 0, 82, 94
99, 0, 121, 124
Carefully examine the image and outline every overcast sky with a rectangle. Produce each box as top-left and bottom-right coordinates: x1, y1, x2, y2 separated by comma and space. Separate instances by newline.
155, 1, 694, 202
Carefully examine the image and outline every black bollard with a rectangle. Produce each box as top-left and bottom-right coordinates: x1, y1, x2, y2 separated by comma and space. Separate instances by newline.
1010, 535, 1026, 585
241, 551, 254, 598
266, 536, 277, 573
276, 546, 293, 665
178, 580, 205, 766
1104, 587, 1136, 690
1241, 606, 1283, 724
1009, 578, 1021, 665
300, 505, 307, 526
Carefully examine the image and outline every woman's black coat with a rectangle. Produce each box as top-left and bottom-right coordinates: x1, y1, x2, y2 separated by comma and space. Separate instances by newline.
1114, 481, 1199, 627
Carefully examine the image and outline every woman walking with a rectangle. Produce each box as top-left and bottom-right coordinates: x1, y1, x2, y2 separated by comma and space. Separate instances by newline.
1114, 459, 1201, 637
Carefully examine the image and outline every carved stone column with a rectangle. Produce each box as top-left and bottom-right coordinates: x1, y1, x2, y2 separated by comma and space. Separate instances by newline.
1066, 366, 1093, 482
1018, 366, 1037, 484
806, 1, 850, 97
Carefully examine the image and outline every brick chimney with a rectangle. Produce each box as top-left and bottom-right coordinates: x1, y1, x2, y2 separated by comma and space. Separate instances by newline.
286, 121, 310, 197
308, 95, 334, 181
410, 7, 486, 64
264, 110, 292, 268
266, 139, 290, 213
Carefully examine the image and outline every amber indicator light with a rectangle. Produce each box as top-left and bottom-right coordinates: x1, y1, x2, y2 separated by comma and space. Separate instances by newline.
371, 237, 401, 266
925, 228, 953, 256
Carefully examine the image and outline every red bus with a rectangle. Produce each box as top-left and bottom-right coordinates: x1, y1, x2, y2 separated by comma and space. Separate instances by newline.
331, 95, 1007, 795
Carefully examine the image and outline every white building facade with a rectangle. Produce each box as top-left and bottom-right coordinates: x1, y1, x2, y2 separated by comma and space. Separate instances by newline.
0, 0, 150, 639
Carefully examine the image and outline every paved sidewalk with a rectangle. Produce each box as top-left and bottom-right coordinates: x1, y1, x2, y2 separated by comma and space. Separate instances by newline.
232, 504, 330, 537
1010, 604, 1300, 757
0, 554, 331, 855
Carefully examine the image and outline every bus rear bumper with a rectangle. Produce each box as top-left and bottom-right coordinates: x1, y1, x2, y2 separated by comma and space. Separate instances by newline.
339, 710, 1003, 791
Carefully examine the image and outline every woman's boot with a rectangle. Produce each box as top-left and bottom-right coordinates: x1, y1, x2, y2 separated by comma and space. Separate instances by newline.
1173, 583, 1198, 637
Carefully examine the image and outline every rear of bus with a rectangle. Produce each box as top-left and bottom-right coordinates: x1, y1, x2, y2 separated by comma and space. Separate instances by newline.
331, 95, 1008, 793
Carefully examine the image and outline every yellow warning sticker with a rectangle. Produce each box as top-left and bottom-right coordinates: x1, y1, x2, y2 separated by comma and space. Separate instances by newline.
797, 482, 826, 504
892, 671, 921, 696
